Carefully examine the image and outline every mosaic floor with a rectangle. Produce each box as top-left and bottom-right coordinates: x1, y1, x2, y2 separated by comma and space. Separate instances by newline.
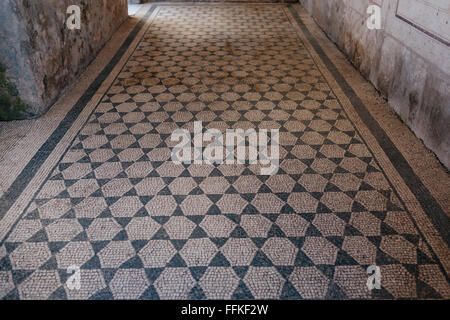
0, 3, 449, 300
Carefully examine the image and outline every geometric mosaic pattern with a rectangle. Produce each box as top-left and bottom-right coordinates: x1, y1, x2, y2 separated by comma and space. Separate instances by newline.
0, 4, 449, 300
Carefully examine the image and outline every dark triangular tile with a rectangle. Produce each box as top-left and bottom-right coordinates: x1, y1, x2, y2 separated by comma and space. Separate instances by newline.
48, 241, 68, 255
188, 285, 206, 300
112, 229, 128, 241
267, 224, 286, 238
28, 229, 49, 242
325, 282, 347, 299
189, 266, 207, 281
276, 266, 294, 280
335, 249, 359, 266
167, 253, 187, 267
210, 237, 228, 248
325, 236, 344, 249
251, 251, 273, 267
316, 202, 331, 213
39, 256, 58, 270
416, 279, 442, 299
190, 226, 208, 238
151, 227, 170, 240
139, 285, 160, 300
230, 226, 248, 238
11, 270, 34, 285
170, 239, 187, 251
375, 249, 399, 265
343, 224, 363, 236
120, 255, 144, 269
209, 252, 230, 267
83, 255, 102, 269
144, 268, 164, 283
280, 281, 301, 299
49, 286, 67, 300
232, 281, 254, 299
77, 218, 94, 229
232, 266, 248, 279
316, 264, 335, 280
305, 224, 322, 237
114, 217, 132, 228
351, 201, 366, 212
91, 241, 109, 254
380, 222, 398, 236
324, 183, 341, 192
131, 240, 148, 252
242, 203, 258, 214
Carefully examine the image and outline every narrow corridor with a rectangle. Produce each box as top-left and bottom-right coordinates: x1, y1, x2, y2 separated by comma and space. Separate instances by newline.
0, 3, 449, 300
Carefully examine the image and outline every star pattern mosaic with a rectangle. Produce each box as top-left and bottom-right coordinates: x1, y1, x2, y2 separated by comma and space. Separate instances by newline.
0, 5, 449, 300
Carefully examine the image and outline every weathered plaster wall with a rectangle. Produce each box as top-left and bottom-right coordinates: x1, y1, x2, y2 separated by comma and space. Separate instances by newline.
0, 0, 128, 116
299, 0, 450, 169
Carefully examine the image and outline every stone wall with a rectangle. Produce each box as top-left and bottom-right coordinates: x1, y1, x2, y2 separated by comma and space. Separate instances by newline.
299, 0, 450, 169
0, 0, 128, 117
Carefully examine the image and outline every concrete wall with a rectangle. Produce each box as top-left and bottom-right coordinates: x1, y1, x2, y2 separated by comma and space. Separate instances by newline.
0, 0, 128, 117
299, 0, 450, 169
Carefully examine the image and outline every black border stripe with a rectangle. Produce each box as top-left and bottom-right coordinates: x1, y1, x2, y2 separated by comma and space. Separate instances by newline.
288, 5, 450, 247
0, 6, 156, 220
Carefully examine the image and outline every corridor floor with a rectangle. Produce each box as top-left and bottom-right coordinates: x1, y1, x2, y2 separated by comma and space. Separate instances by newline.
0, 3, 449, 300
